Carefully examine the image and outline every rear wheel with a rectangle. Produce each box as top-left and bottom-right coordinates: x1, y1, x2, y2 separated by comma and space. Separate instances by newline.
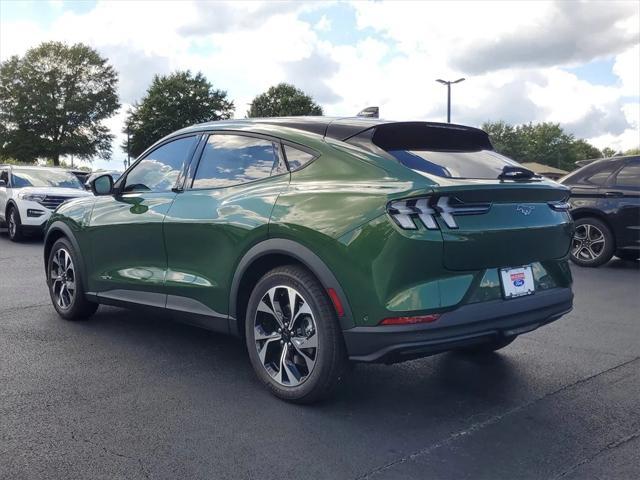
47, 238, 98, 320
570, 217, 614, 267
459, 335, 517, 354
7, 206, 23, 242
245, 265, 347, 403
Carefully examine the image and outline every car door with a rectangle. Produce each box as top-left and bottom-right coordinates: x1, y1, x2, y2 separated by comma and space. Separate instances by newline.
567, 160, 622, 212
162, 132, 290, 331
606, 159, 640, 250
88, 134, 200, 307
0, 168, 9, 222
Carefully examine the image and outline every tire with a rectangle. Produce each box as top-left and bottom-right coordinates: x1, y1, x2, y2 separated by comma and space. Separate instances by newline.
616, 250, 640, 262
7, 206, 23, 242
245, 265, 347, 404
47, 237, 98, 320
458, 335, 517, 354
570, 217, 615, 267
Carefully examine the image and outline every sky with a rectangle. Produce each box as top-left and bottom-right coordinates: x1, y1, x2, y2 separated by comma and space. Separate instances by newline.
1, 0, 639, 171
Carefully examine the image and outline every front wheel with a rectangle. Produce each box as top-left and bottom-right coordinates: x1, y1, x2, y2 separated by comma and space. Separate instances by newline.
7, 206, 23, 242
245, 265, 347, 403
47, 238, 98, 320
570, 217, 614, 267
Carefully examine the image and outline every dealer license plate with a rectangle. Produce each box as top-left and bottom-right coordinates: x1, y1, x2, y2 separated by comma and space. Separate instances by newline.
500, 266, 535, 299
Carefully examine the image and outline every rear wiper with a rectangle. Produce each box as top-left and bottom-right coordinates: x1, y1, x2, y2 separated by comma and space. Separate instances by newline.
498, 165, 537, 181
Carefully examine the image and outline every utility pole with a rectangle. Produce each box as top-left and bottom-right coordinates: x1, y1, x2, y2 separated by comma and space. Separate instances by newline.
436, 78, 465, 123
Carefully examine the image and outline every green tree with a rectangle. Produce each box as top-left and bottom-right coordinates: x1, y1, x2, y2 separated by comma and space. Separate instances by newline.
0, 42, 119, 165
124, 71, 234, 157
247, 83, 323, 118
601, 147, 617, 157
482, 121, 602, 170
623, 147, 640, 156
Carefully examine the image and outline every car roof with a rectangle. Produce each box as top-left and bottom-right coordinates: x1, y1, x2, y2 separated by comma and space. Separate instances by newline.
174, 116, 487, 142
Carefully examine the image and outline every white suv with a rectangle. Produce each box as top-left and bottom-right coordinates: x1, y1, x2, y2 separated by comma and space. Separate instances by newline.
0, 165, 93, 242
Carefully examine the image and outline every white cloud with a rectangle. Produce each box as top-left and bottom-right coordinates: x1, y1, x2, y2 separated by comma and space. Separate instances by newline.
1, 0, 639, 169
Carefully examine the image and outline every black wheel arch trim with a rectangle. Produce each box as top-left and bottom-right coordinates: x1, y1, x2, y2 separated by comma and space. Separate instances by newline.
44, 221, 88, 290
229, 238, 355, 334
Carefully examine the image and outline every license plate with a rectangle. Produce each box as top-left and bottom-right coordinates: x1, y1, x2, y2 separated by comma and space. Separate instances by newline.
500, 266, 535, 299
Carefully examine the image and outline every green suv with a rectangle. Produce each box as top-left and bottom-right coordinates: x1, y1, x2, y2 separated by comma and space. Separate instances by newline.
44, 118, 574, 403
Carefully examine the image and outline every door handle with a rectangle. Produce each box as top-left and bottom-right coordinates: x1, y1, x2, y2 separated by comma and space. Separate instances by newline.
604, 191, 623, 198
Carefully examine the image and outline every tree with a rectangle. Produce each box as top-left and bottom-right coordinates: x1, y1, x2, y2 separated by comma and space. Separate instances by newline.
481, 121, 603, 170
124, 71, 234, 158
0, 42, 119, 165
601, 147, 617, 158
623, 147, 640, 156
247, 83, 323, 118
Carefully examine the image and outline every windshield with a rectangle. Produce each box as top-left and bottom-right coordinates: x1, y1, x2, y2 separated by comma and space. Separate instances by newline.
11, 169, 83, 189
387, 149, 522, 179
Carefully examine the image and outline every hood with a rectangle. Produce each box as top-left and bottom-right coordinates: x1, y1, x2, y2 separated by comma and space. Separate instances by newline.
18, 187, 92, 197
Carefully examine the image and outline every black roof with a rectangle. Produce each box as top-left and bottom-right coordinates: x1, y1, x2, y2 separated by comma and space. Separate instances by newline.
187, 116, 487, 142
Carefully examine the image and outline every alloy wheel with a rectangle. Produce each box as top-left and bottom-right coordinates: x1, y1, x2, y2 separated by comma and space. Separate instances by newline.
253, 285, 318, 387
50, 248, 76, 310
8, 210, 16, 238
571, 223, 606, 261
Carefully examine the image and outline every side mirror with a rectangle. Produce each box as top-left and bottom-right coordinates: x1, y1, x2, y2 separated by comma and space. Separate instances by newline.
0, 179, 6, 188
90, 174, 114, 196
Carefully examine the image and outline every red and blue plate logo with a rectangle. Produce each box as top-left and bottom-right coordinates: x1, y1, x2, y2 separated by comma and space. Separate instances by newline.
510, 272, 525, 287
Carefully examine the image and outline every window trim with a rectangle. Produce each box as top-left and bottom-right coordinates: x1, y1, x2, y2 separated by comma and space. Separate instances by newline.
281, 141, 320, 173
116, 133, 201, 195
187, 131, 290, 191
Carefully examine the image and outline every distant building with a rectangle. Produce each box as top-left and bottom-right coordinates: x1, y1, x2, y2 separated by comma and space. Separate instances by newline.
520, 162, 569, 181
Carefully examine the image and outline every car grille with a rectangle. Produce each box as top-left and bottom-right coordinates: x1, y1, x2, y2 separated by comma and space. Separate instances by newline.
37, 195, 78, 211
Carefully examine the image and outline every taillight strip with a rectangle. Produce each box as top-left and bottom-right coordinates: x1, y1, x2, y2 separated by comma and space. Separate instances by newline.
388, 196, 491, 230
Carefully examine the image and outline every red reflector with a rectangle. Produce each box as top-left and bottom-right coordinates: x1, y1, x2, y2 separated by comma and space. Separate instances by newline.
327, 288, 345, 317
379, 314, 440, 326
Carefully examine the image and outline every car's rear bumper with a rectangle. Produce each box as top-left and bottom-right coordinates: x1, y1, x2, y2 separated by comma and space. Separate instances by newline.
343, 287, 573, 363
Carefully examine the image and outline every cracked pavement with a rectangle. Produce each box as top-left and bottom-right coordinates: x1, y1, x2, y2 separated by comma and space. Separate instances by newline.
1, 231, 639, 479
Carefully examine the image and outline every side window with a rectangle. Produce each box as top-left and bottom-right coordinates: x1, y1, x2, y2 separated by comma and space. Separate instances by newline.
124, 136, 197, 193
192, 134, 281, 189
0, 170, 8, 186
579, 163, 618, 186
284, 145, 316, 170
613, 161, 640, 188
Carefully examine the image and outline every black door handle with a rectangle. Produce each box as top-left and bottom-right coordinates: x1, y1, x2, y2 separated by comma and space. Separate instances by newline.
604, 191, 623, 197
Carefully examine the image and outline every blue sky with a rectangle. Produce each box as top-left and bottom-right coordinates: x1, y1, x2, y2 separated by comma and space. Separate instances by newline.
1, 0, 638, 170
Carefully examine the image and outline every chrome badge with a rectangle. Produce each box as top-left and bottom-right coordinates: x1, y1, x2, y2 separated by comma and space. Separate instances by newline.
516, 205, 535, 216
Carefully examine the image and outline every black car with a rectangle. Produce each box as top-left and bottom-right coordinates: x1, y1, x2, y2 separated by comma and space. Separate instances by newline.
561, 156, 640, 266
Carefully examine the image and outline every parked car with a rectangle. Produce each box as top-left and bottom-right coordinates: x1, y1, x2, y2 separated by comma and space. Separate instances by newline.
0, 165, 92, 241
68, 169, 91, 185
43, 118, 574, 402
560, 156, 640, 266
84, 170, 122, 190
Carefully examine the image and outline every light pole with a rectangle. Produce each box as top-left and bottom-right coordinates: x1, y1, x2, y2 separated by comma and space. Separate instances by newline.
436, 78, 465, 123
126, 122, 131, 168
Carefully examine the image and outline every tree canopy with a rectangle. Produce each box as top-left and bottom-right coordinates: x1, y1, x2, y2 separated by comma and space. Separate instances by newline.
0, 41, 120, 165
247, 83, 323, 118
481, 121, 604, 171
124, 71, 234, 158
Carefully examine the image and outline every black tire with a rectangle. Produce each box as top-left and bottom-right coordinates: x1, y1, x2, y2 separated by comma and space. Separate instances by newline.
245, 265, 347, 404
615, 250, 640, 262
458, 335, 517, 354
570, 217, 615, 267
47, 237, 98, 320
7, 206, 23, 242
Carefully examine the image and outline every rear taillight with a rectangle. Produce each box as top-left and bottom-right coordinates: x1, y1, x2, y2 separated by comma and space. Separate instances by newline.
379, 314, 440, 326
548, 201, 571, 212
387, 196, 491, 230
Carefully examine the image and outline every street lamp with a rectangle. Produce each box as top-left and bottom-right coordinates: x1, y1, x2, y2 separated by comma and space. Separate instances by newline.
436, 78, 465, 123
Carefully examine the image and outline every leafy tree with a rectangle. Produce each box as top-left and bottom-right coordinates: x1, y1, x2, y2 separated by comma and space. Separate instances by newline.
623, 147, 640, 156
601, 147, 617, 157
247, 83, 323, 118
0, 42, 119, 165
124, 71, 234, 157
482, 121, 603, 170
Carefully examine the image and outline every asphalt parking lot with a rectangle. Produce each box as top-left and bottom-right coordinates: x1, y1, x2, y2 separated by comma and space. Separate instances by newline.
1, 231, 639, 480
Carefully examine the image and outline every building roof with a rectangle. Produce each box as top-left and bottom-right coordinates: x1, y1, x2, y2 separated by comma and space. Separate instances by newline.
521, 162, 569, 175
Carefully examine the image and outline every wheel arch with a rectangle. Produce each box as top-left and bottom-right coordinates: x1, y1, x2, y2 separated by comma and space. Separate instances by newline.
44, 221, 89, 290
229, 238, 355, 336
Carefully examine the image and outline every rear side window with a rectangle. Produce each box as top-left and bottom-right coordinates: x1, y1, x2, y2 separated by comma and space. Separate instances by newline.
614, 161, 640, 187
192, 134, 281, 189
284, 145, 316, 170
0, 170, 8, 185
386, 149, 521, 179
124, 136, 197, 193
581, 164, 618, 186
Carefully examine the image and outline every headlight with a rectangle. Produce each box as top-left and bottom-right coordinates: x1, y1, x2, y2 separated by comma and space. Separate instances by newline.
18, 192, 47, 202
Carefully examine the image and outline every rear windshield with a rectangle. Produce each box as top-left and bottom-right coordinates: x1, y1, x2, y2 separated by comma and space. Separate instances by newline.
11, 168, 83, 189
386, 149, 521, 179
